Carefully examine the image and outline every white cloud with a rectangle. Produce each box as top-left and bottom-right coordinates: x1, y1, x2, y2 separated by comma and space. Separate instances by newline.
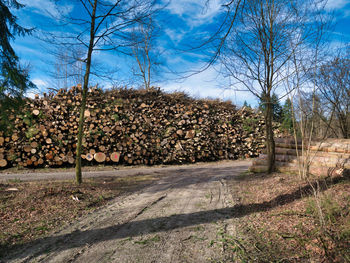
21, 0, 73, 18
166, 0, 223, 27
25, 92, 36, 99
161, 66, 258, 106
164, 28, 186, 44
325, 0, 349, 10
26, 78, 49, 97
32, 78, 49, 92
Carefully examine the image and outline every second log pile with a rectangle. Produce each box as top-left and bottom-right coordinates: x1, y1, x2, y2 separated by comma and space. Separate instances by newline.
250, 137, 350, 176
0, 86, 275, 168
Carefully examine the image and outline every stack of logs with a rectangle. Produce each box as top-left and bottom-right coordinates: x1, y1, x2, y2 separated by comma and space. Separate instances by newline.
0, 86, 276, 168
251, 137, 350, 176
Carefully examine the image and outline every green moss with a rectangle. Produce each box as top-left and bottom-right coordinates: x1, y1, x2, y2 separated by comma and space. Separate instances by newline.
9, 154, 17, 161
242, 117, 259, 133
112, 114, 120, 121
25, 127, 39, 139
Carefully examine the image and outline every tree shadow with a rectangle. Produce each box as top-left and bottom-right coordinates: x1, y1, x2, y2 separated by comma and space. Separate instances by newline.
3, 175, 348, 261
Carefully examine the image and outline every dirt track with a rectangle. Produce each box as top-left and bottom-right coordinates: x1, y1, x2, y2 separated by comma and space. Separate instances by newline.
3, 160, 250, 263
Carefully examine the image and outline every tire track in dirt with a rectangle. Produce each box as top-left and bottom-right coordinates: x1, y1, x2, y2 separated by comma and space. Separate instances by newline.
4, 160, 250, 263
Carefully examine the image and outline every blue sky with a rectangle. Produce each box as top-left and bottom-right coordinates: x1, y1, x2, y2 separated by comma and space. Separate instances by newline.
11, 0, 350, 106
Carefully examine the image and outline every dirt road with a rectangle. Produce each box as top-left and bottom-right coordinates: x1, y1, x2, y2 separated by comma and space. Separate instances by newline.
3, 160, 250, 263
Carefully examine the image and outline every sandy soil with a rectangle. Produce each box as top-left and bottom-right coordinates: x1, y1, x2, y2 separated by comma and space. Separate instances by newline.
3, 160, 250, 263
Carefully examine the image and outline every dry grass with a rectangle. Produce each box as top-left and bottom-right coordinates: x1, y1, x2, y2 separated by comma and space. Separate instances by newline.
0, 173, 161, 256
228, 171, 350, 262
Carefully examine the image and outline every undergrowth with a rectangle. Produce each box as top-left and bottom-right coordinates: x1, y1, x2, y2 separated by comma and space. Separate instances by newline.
229, 172, 350, 262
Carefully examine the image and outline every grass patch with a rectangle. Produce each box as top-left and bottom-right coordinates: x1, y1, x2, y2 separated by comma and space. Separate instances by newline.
134, 235, 161, 245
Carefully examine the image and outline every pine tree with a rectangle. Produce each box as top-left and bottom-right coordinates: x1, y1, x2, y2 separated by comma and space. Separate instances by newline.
243, 100, 251, 109
258, 92, 282, 122
281, 98, 293, 134
0, 0, 34, 130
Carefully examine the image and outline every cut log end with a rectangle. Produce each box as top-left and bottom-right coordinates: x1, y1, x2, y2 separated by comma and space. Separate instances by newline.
110, 152, 120, 162
0, 159, 7, 167
86, 153, 94, 161
94, 152, 106, 163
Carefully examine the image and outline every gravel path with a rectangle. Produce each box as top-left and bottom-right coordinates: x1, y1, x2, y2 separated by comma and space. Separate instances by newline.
3, 159, 250, 263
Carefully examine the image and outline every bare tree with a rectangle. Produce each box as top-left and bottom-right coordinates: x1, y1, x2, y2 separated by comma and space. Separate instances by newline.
130, 17, 163, 89
213, 0, 327, 173
49, 47, 85, 91
316, 56, 350, 138
49, 0, 158, 184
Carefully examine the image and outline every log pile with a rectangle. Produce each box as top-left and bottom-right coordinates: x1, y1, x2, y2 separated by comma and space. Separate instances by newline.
250, 137, 350, 176
0, 86, 275, 168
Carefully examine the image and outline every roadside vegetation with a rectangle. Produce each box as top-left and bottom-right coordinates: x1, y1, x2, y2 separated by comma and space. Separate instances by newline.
226, 171, 350, 262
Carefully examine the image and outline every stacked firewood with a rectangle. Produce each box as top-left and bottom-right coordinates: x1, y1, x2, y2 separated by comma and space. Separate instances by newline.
0, 86, 275, 168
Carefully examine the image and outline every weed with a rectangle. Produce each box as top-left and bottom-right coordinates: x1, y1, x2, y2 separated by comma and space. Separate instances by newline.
194, 225, 205, 232
205, 193, 212, 199
214, 225, 253, 262
35, 225, 49, 232
208, 239, 216, 247
134, 235, 160, 245
119, 237, 133, 245
302, 193, 350, 261
7, 178, 22, 183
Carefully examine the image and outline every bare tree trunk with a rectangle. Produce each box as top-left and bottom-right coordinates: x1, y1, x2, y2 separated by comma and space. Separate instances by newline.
75, 0, 97, 185
338, 113, 349, 139
265, 99, 275, 173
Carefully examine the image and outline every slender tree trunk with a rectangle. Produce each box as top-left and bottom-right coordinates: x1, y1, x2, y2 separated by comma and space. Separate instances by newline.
75, 0, 98, 184
338, 113, 349, 139
265, 98, 275, 173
